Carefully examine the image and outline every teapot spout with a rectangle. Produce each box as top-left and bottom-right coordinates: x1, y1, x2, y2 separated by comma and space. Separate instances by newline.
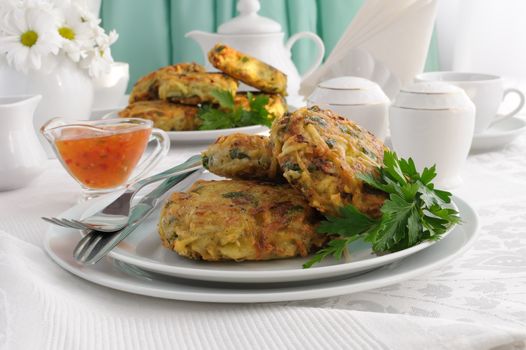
185, 30, 221, 60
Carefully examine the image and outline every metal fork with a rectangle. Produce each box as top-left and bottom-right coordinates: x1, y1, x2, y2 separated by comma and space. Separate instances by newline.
73, 168, 203, 265
43, 154, 202, 232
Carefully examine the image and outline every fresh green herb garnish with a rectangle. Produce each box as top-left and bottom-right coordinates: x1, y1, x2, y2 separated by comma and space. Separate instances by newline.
303, 150, 461, 269
198, 89, 272, 130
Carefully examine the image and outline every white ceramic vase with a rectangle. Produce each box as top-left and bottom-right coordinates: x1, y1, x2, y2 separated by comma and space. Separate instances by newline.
0, 58, 94, 151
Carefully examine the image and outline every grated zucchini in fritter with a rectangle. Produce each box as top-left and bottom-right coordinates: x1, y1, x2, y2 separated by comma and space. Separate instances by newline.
159, 180, 325, 261
118, 100, 201, 131
158, 72, 238, 105
129, 62, 205, 103
208, 44, 287, 95
270, 106, 387, 217
202, 133, 280, 181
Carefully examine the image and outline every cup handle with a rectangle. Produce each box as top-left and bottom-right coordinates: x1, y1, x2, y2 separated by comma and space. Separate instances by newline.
492, 88, 525, 125
286, 32, 325, 80
126, 128, 170, 184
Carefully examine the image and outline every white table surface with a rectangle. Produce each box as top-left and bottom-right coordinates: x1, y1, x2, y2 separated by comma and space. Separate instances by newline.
1, 134, 526, 349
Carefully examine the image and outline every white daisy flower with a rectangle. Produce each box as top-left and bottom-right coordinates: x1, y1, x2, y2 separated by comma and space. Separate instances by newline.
0, 0, 118, 76
0, 2, 61, 72
55, 3, 95, 62
80, 28, 118, 78
79, 46, 110, 78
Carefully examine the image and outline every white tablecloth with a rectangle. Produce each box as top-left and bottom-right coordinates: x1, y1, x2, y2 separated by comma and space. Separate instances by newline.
1, 134, 526, 349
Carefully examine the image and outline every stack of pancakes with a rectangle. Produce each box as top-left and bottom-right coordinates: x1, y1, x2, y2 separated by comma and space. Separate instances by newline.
119, 44, 288, 131
159, 107, 389, 262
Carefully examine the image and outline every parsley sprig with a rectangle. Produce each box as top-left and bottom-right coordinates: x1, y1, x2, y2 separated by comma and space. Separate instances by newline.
303, 151, 461, 268
198, 89, 272, 130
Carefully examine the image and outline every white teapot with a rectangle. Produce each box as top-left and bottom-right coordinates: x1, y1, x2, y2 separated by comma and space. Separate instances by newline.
186, 0, 325, 98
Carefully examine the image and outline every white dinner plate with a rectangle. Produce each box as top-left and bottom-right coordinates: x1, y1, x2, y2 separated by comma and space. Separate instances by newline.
470, 116, 526, 153
46, 172, 459, 284
43, 196, 478, 303
101, 110, 269, 144
99, 98, 304, 145
166, 125, 269, 143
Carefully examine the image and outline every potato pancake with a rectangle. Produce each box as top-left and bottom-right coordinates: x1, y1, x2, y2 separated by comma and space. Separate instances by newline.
159, 180, 326, 261
158, 72, 238, 105
118, 101, 201, 131
129, 62, 205, 103
234, 92, 287, 120
208, 44, 287, 95
270, 106, 387, 217
202, 133, 280, 180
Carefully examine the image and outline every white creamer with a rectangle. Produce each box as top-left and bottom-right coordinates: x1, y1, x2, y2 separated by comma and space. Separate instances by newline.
0, 95, 46, 190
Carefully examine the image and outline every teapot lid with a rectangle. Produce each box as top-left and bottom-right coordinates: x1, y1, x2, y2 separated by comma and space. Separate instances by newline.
218, 0, 282, 34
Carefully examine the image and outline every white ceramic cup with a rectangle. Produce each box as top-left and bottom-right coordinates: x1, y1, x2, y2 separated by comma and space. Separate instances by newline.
389, 82, 475, 189
92, 62, 129, 110
415, 72, 525, 134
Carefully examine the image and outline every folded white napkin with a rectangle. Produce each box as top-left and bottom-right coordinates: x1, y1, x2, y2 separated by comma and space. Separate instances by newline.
300, 0, 438, 97
1, 232, 524, 350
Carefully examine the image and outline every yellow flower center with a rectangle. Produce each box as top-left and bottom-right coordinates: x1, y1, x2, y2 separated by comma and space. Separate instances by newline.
20, 30, 38, 47
58, 26, 75, 40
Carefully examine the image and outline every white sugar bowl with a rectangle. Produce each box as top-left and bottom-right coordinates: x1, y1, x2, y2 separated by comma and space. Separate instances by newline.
307, 76, 390, 140
389, 82, 475, 188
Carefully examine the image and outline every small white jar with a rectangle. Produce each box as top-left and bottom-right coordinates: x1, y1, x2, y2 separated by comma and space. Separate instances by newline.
389, 82, 475, 188
307, 76, 390, 140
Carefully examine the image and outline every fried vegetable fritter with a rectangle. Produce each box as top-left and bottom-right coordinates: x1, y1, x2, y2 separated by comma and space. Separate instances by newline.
129, 63, 205, 103
158, 72, 238, 105
118, 100, 201, 131
270, 106, 387, 217
202, 133, 280, 180
159, 180, 326, 261
208, 44, 287, 95
234, 93, 287, 120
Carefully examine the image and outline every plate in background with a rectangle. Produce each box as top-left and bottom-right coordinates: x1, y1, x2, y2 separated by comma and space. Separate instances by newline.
101, 110, 269, 144
99, 99, 305, 144
470, 116, 526, 153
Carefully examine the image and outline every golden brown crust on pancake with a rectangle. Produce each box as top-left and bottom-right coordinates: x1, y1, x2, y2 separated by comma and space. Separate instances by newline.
159, 180, 326, 261
157, 72, 238, 105
129, 63, 205, 103
208, 44, 287, 95
270, 106, 387, 217
118, 100, 201, 131
202, 133, 280, 180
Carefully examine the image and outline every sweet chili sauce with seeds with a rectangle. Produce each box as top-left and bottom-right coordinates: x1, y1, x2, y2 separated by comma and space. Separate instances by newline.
54, 124, 151, 189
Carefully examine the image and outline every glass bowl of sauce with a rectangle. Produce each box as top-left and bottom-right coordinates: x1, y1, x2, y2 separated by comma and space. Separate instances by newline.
41, 118, 170, 200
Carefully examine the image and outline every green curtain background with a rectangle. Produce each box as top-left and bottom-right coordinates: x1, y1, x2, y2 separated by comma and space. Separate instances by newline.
101, 0, 439, 91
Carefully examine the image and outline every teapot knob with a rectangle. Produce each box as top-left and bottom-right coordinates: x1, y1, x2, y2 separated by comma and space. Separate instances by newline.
237, 0, 260, 16
218, 0, 281, 34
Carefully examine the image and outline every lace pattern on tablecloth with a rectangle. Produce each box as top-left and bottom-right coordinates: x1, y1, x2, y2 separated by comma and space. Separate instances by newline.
286, 133, 526, 329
